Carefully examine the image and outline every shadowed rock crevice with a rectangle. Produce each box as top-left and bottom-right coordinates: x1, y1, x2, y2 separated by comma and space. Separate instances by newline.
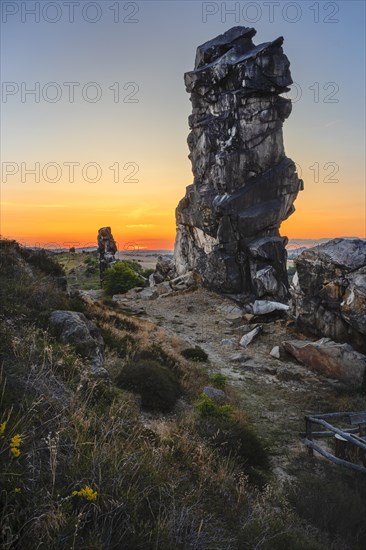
174, 26, 303, 301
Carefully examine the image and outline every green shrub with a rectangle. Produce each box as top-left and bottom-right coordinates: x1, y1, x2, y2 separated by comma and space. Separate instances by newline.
116, 359, 181, 412
196, 393, 233, 419
103, 261, 144, 295
125, 260, 144, 274
122, 262, 153, 280
136, 345, 181, 374
210, 373, 227, 389
181, 346, 208, 362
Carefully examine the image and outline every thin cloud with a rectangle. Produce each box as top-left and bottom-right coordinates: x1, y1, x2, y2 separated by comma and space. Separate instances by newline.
125, 224, 155, 228
1, 202, 67, 208
324, 119, 342, 128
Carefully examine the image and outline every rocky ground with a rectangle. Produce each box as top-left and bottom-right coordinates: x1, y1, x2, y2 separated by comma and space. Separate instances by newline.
82, 284, 365, 481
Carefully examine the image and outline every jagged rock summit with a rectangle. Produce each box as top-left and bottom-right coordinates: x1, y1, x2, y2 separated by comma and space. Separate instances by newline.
174, 26, 303, 301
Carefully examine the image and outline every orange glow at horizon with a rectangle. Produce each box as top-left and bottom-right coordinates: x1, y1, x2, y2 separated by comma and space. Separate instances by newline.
1, 170, 365, 248
2, 197, 365, 250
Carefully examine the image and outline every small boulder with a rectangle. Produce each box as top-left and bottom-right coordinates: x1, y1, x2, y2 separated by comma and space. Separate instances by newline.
230, 352, 250, 363
243, 313, 255, 322
240, 326, 262, 348
138, 288, 159, 300
170, 271, 198, 291
153, 256, 176, 284
203, 386, 226, 403
49, 311, 108, 379
221, 338, 236, 347
252, 300, 289, 315
270, 346, 281, 359
269, 343, 289, 361
156, 281, 173, 296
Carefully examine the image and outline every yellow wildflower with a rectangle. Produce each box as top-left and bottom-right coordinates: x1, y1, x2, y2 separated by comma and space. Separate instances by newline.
10, 434, 22, 447
0, 421, 6, 439
10, 434, 22, 458
14, 487, 21, 493
72, 485, 98, 502
10, 446, 21, 458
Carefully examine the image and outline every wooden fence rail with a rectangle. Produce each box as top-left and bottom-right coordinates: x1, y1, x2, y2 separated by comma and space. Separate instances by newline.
302, 411, 366, 474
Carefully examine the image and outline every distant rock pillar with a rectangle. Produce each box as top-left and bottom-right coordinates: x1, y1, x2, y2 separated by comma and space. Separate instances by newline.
97, 227, 117, 285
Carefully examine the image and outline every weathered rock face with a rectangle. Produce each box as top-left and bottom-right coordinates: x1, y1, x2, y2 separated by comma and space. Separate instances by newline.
49, 310, 109, 379
283, 338, 366, 387
292, 238, 366, 354
153, 256, 176, 284
174, 26, 303, 301
98, 227, 117, 281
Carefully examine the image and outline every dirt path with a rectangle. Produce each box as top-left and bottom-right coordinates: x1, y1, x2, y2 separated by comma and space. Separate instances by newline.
114, 287, 355, 477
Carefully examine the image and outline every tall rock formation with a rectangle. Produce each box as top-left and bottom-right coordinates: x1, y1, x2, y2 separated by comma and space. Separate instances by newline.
174, 27, 303, 301
97, 227, 117, 282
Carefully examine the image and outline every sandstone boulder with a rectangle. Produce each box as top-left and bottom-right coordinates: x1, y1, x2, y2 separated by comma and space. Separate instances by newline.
282, 338, 366, 386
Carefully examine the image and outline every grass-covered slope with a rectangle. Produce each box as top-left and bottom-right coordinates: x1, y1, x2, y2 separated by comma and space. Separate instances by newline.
0, 240, 363, 549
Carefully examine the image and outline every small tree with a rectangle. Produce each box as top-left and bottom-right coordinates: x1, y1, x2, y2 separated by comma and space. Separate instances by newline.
103, 261, 143, 295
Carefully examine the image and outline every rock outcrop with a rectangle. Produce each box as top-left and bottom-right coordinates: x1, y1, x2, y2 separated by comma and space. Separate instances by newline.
153, 256, 176, 284
49, 310, 108, 379
283, 338, 366, 386
292, 238, 366, 353
98, 227, 117, 282
174, 26, 303, 301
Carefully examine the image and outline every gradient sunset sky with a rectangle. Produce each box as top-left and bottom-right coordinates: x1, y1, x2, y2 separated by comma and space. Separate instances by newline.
1, 0, 365, 249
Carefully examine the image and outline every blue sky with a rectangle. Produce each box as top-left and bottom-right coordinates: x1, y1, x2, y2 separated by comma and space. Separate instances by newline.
1, 0, 365, 246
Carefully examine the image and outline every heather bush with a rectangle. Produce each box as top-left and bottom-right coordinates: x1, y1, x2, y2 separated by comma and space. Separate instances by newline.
116, 359, 181, 412
181, 346, 208, 362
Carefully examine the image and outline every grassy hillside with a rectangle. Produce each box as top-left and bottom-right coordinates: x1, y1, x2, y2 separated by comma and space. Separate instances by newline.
0, 240, 364, 549
56, 251, 101, 290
